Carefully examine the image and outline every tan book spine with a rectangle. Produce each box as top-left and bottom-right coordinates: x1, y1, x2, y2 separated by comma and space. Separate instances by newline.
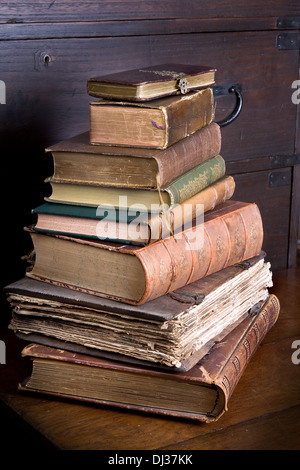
89, 88, 214, 149
165, 88, 214, 149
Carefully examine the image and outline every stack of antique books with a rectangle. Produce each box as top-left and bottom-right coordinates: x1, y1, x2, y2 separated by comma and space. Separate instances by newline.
5, 64, 280, 423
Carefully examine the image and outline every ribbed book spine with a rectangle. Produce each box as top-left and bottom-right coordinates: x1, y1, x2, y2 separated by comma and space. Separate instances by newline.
137, 202, 263, 304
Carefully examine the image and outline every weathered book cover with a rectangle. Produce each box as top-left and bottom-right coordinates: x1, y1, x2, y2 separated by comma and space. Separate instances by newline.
18, 295, 280, 422
6, 252, 273, 370
25, 200, 264, 305
89, 88, 214, 149
32, 176, 235, 245
46, 123, 222, 189
87, 63, 216, 101
45, 155, 226, 210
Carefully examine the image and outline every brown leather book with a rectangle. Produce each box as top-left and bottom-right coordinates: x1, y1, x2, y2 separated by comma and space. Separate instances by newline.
89, 88, 214, 149
6, 252, 273, 371
44, 155, 226, 210
87, 63, 216, 101
25, 200, 264, 305
46, 122, 221, 189
18, 294, 280, 422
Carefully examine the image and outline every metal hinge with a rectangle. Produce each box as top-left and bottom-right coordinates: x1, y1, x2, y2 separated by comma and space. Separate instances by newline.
270, 155, 300, 168
268, 171, 291, 188
276, 32, 300, 50
277, 17, 300, 29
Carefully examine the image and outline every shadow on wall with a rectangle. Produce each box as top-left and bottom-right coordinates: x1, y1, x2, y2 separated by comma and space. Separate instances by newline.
0, 123, 53, 327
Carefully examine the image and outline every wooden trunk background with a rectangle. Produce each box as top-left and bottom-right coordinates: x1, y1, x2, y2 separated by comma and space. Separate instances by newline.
1, 1, 299, 324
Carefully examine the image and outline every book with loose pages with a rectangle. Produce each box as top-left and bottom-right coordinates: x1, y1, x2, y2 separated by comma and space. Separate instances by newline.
6, 252, 273, 371
18, 294, 280, 422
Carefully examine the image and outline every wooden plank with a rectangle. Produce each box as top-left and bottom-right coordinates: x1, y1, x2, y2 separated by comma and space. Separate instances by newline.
231, 169, 292, 269
0, 31, 297, 159
226, 155, 300, 175
0, 18, 282, 41
160, 405, 300, 450
0, 1, 299, 24
267, 267, 300, 342
288, 164, 300, 267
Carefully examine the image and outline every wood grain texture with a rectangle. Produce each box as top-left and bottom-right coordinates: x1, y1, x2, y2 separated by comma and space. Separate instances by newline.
231, 169, 292, 269
0, 19, 286, 41
0, 31, 297, 157
1, 1, 299, 23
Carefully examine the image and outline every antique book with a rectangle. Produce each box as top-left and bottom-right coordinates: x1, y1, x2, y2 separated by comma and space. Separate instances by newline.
89, 88, 214, 149
45, 155, 226, 211
87, 63, 216, 101
33, 176, 235, 245
7, 253, 273, 371
18, 294, 280, 422
25, 200, 264, 305
46, 123, 221, 189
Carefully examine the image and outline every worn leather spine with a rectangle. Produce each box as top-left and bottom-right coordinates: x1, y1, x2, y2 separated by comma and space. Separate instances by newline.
136, 201, 264, 304
89, 88, 214, 149
47, 122, 222, 189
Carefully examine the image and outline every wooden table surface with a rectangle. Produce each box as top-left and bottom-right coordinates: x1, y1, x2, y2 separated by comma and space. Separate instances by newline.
1, 266, 300, 452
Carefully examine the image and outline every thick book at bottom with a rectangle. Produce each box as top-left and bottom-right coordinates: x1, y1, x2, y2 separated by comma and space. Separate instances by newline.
19, 294, 280, 422
7, 253, 272, 371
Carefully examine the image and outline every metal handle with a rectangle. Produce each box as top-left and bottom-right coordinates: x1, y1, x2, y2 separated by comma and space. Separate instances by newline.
213, 84, 243, 127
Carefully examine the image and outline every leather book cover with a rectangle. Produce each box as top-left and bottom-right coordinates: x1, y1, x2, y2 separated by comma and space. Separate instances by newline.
46, 154, 226, 210
46, 122, 222, 189
87, 63, 216, 101
18, 295, 280, 422
89, 88, 214, 149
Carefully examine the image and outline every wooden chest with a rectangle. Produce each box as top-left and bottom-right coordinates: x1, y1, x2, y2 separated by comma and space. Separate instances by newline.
0, 1, 299, 298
